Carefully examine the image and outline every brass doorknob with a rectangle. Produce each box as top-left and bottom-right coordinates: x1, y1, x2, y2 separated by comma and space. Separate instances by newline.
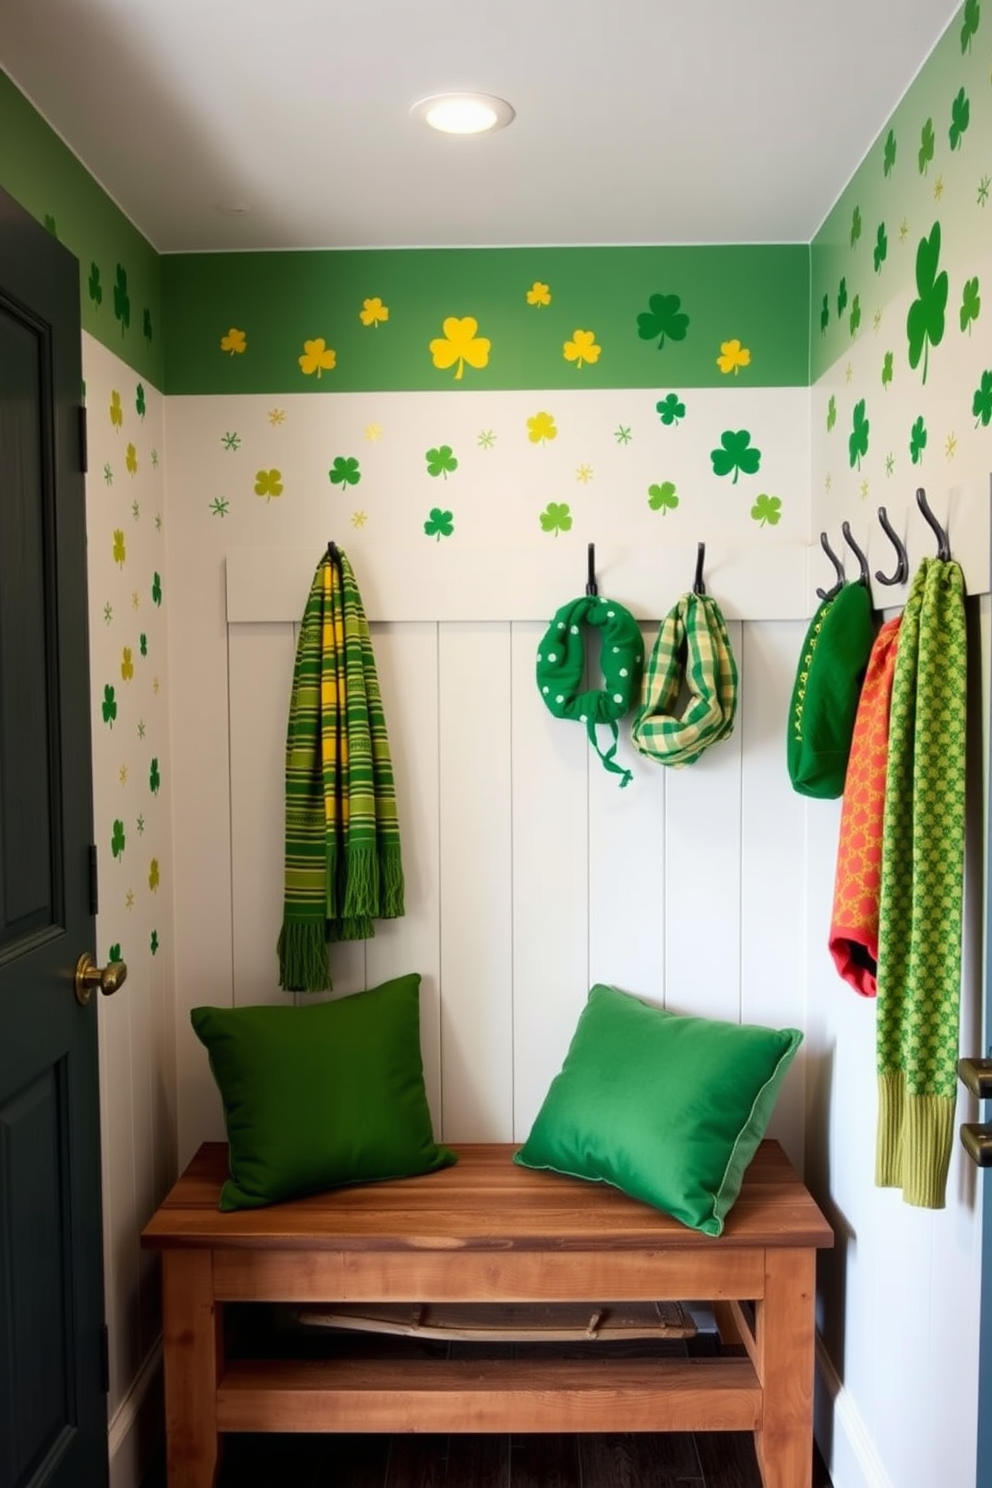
74, 953, 128, 1006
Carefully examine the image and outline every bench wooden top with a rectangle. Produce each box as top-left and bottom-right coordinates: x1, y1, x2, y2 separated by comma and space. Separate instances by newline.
141, 1141, 833, 1253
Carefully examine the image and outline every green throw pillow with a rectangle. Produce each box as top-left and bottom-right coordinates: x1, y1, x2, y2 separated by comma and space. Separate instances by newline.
514, 984, 801, 1236
191, 972, 455, 1211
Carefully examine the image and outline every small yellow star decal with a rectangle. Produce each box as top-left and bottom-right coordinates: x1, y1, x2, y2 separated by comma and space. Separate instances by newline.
845, 363, 853, 383
873, 309, 882, 332
268, 408, 286, 425
119, 764, 128, 784
153, 677, 160, 695
364, 424, 383, 441
933, 175, 944, 201
132, 590, 140, 609
575, 464, 594, 484
899, 218, 909, 243
825, 473, 832, 492
945, 432, 957, 459
860, 480, 869, 499
351, 510, 368, 528
125, 889, 135, 910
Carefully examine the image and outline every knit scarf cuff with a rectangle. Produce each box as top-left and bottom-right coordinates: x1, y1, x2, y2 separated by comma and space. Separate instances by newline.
875, 1074, 955, 1209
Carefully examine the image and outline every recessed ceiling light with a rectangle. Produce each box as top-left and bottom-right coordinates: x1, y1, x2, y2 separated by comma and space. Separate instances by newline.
410, 93, 515, 136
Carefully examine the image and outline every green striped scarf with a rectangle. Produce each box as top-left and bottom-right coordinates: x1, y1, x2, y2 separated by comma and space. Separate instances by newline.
875, 558, 967, 1208
277, 549, 404, 992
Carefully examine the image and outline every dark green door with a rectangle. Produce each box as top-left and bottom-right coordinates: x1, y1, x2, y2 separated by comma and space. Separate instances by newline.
0, 186, 108, 1487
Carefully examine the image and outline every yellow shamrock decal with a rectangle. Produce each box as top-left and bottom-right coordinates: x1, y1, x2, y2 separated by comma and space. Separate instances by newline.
527, 411, 557, 444
220, 327, 247, 355
563, 329, 601, 368
429, 316, 491, 381
526, 281, 551, 307
717, 338, 751, 375
125, 442, 138, 475
149, 858, 160, 892
112, 529, 126, 566
298, 338, 337, 378
109, 390, 123, 429
359, 297, 389, 327
121, 646, 134, 682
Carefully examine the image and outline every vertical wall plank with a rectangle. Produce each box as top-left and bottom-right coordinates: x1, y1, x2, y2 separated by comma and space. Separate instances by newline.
663, 618, 744, 1022
438, 624, 513, 1141
365, 623, 443, 1137
511, 622, 591, 1140
739, 620, 808, 1162
589, 622, 667, 1008
228, 623, 298, 1007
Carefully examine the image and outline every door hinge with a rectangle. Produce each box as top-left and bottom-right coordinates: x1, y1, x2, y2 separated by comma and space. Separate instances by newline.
99, 1323, 109, 1394
88, 844, 99, 917
78, 405, 88, 474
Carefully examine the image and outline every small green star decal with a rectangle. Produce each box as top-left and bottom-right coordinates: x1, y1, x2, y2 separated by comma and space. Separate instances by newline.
137, 720, 146, 739
210, 497, 230, 517
155, 514, 162, 531
103, 602, 113, 624
103, 463, 113, 485
979, 176, 990, 206
150, 929, 159, 954
477, 429, 496, 448
899, 218, 909, 243
824, 473, 832, 492
131, 500, 140, 519
222, 431, 241, 451
151, 449, 159, 467
614, 425, 633, 444
933, 175, 945, 201
136, 814, 145, 834
885, 452, 895, 475
873, 309, 883, 332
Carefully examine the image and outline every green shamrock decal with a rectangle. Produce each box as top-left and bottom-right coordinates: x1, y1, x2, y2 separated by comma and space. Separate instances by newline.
88, 262, 103, 307
150, 930, 159, 955
883, 129, 897, 177
961, 0, 980, 49
882, 350, 894, 389
111, 819, 126, 860
426, 445, 458, 478
113, 263, 131, 336
149, 758, 161, 794
949, 88, 970, 150
820, 294, 830, 333
960, 277, 981, 333
151, 572, 162, 606
143, 308, 153, 342
101, 684, 117, 727
751, 494, 782, 527
837, 278, 848, 317
972, 370, 992, 427
656, 394, 685, 426
906, 222, 948, 383
647, 481, 679, 513
329, 456, 361, 486
850, 206, 862, 247
849, 399, 870, 469
540, 502, 573, 535
139, 632, 148, 657
424, 508, 454, 540
135, 383, 146, 418
874, 223, 888, 273
108, 943, 122, 964
636, 293, 690, 349
849, 295, 861, 337
710, 430, 761, 483
44, 214, 58, 237
826, 395, 837, 431
254, 469, 284, 501
918, 118, 935, 175
909, 416, 927, 465
148, 859, 160, 892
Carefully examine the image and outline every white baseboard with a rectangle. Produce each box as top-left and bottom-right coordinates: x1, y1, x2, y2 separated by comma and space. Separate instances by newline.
816, 1338, 894, 1488
108, 1341, 163, 1488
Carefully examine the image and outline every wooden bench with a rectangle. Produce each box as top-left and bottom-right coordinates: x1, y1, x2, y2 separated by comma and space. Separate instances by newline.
141, 1139, 833, 1488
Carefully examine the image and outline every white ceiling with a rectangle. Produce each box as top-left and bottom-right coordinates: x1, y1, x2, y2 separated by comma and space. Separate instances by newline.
0, 0, 960, 254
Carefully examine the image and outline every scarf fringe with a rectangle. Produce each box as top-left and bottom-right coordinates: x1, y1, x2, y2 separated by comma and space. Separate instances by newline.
276, 922, 332, 994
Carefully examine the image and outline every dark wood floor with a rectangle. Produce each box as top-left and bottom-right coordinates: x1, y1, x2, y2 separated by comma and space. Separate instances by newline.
143, 1327, 833, 1488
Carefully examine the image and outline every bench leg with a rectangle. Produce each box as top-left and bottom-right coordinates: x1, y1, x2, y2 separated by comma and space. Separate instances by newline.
162, 1251, 222, 1488
752, 1248, 817, 1488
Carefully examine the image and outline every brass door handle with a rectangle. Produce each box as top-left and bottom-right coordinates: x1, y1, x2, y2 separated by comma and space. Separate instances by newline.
958, 1058, 992, 1166
74, 952, 128, 1006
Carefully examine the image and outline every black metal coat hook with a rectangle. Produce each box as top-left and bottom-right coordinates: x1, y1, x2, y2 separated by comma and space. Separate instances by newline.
875, 507, 909, 586
841, 521, 870, 586
916, 487, 951, 560
586, 542, 598, 597
693, 542, 706, 596
815, 531, 846, 600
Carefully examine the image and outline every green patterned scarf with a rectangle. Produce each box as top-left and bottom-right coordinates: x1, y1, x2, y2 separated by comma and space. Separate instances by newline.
631, 592, 738, 767
875, 558, 967, 1208
277, 548, 404, 992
